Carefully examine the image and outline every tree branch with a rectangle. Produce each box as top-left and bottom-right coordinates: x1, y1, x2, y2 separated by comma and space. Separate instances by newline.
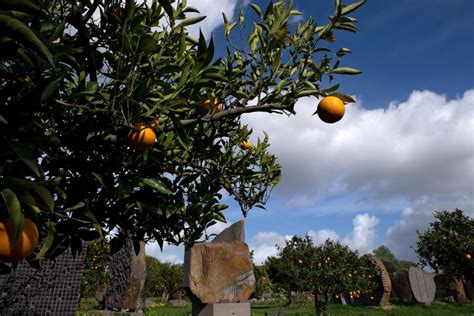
161, 102, 289, 132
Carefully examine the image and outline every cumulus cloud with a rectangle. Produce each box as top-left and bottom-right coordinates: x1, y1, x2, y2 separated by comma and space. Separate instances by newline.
251, 213, 379, 264
243, 89, 474, 204
250, 232, 290, 265
185, 0, 239, 38
243, 89, 474, 260
343, 213, 379, 254
307, 229, 340, 245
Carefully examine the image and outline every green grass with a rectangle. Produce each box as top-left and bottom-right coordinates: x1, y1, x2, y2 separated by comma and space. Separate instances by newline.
78, 299, 474, 316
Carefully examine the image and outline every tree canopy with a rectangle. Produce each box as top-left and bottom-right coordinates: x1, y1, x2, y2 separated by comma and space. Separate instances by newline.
416, 209, 474, 282
0, 0, 366, 268
266, 236, 376, 316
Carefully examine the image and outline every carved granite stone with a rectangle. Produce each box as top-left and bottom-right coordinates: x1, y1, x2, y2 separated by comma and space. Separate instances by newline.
391, 268, 415, 302
104, 239, 146, 310
184, 241, 255, 304
408, 267, 436, 304
359, 255, 392, 306
212, 220, 245, 243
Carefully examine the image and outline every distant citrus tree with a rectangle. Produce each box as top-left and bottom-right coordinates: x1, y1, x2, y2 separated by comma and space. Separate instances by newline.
0, 0, 366, 270
144, 256, 183, 302
416, 209, 474, 283
266, 236, 375, 316
81, 238, 112, 298
373, 245, 415, 273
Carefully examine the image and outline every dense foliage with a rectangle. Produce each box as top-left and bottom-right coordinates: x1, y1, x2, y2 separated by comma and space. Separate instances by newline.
416, 209, 474, 283
81, 238, 112, 298
266, 236, 376, 316
143, 256, 183, 301
0, 0, 365, 269
373, 245, 415, 274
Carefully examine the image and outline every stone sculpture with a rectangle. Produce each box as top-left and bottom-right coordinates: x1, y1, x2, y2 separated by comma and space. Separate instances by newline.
359, 255, 392, 307
104, 239, 146, 311
183, 220, 255, 316
391, 267, 436, 304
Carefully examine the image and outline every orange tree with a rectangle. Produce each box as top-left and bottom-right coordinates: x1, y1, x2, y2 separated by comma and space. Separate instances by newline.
0, 0, 366, 269
416, 209, 474, 284
266, 236, 375, 316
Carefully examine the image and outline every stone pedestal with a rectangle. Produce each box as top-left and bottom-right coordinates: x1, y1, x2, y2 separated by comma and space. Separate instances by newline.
198, 303, 250, 316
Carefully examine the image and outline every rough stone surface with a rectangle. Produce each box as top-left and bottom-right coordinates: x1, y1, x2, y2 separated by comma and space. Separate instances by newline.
464, 280, 474, 301
184, 241, 255, 304
212, 220, 245, 243
169, 299, 187, 307
408, 267, 436, 304
360, 255, 392, 306
391, 268, 415, 302
104, 239, 146, 310
434, 274, 467, 302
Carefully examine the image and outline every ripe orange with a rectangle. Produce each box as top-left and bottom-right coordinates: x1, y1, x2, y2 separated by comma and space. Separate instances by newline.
466, 254, 472, 260
239, 139, 252, 150
128, 123, 156, 150
0, 218, 39, 262
297, 259, 303, 264
201, 98, 222, 114
316, 96, 345, 123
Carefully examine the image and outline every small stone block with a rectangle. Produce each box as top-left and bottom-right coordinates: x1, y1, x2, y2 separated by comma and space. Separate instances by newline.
199, 303, 250, 316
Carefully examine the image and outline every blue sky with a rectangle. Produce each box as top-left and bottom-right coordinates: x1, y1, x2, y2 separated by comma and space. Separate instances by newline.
146, 0, 474, 264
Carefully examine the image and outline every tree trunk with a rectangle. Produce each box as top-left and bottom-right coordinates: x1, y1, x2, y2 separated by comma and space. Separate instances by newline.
314, 291, 329, 316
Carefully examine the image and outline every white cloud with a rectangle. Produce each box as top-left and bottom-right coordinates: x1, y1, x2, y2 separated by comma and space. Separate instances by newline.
250, 232, 290, 265
243, 89, 474, 260
308, 229, 340, 245
251, 213, 379, 264
185, 0, 239, 38
343, 213, 379, 254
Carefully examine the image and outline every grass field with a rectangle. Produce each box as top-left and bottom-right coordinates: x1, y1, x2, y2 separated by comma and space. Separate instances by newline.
79, 298, 474, 316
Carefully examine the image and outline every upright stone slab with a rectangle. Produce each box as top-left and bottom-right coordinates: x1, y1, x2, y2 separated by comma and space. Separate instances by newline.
184, 221, 255, 316
184, 241, 255, 303
391, 268, 415, 302
359, 255, 392, 306
212, 220, 245, 243
104, 239, 146, 311
392, 267, 436, 304
0, 242, 88, 315
408, 267, 436, 304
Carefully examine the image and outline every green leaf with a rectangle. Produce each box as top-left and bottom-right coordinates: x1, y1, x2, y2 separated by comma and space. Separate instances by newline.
0, 14, 55, 68
0, 0, 43, 15
142, 178, 173, 195
249, 3, 262, 17
19, 191, 41, 214
290, 10, 302, 16
157, 0, 173, 18
1, 189, 24, 246
34, 226, 54, 260
341, 0, 366, 15
329, 93, 356, 103
336, 48, 351, 57
296, 89, 319, 97
64, 202, 86, 212
177, 16, 206, 29
0, 115, 7, 124
32, 185, 54, 212
331, 67, 362, 75
10, 143, 42, 177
